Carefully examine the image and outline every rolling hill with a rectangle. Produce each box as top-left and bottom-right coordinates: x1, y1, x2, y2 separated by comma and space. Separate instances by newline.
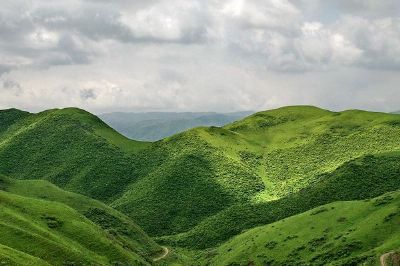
0, 174, 161, 265
0, 108, 150, 202
113, 106, 400, 238
99, 111, 253, 141
160, 152, 400, 249
1, 105, 400, 264
208, 190, 400, 266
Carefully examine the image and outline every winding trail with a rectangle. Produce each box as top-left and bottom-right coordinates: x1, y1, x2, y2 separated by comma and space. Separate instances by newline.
153, 247, 169, 262
380, 252, 394, 266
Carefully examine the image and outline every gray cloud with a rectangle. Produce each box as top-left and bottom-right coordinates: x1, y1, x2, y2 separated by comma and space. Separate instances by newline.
0, 0, 399, 113
80, 88, 97, 101
2, 80, 23, 96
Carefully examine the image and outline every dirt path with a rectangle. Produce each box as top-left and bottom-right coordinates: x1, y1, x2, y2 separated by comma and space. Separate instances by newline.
380, 252, 394, 266
153, 247, 169, 262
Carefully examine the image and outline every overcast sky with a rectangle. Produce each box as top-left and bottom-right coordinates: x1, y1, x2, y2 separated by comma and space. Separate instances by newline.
1, 0, 399, 113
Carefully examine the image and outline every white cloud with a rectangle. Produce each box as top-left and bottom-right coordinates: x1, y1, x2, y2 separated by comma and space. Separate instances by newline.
120, 0, 208, 42
0, 0, 399, 113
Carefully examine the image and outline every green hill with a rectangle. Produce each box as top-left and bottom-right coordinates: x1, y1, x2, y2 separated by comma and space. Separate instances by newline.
207, 190, 400, 266
0, 175, 161, 265
161, 152, 400, 248
0, 107, 150, 202
1, 105, 400, 254
113, 106, 400, 237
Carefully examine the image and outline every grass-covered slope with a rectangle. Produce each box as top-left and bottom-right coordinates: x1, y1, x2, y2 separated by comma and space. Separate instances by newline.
0, 108, 31, 136
160, 152, 400, 248
2, 106, 400, 244
225, 106, 400, 198
114, 106, 400, 238
0, 107, 265, 237
0, 108, 149, 202
0, 175, 161, 265
208, 190, 400, 266
111, 128, 265, 236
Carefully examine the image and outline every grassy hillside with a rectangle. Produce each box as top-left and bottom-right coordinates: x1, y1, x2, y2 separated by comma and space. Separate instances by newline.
0, 108, 149, 202
207, 190, 400, 266
0, 109, 31, 136
224, 106, 400, 199
158, 152, 400, 248
114, 106, 400, 238
1, 106, 400, 246
99, 111, 253, 141
0, 175, 161, 265
111, 128, 264, 236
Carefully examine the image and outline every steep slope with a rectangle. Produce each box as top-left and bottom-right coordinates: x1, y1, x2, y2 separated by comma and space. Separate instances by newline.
2, 106, 400, 244
0, 108, 149, 202
111, 128, 264, 236
99, 111, 253, 141
208, 190, 400, 266
0, 175, 161, 265
114, 106, 400, 237
0, 108, 31, 136
224, 106, 400, 198
159, 152, 400, 248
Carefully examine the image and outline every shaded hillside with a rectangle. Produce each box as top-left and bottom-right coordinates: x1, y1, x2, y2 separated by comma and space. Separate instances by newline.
114, 106, 400, 237
159, 152, 400, 248
0, 108, 149, 202
0, 175, 161, 265
1, 106, 400, 243
99, 111, 253, 141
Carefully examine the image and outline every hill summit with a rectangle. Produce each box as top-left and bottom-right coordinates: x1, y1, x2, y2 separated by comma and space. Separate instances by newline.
1, 105, 400, 265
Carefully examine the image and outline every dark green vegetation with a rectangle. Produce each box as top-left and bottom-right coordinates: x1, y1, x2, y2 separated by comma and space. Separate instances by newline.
208, 191, 400, 265
0, 175, 161, 265
0, 108, 149, 202
1, 105, 400, 265
161, 152, 400, 249
100, 111, 253, 141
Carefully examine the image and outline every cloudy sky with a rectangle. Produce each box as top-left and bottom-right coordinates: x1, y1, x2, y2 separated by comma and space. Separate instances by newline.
1, 0, 400, 113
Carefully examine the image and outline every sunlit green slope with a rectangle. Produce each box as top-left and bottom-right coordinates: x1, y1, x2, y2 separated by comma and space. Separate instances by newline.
114, 106, 400, 238
161, 152, 400, 249
0, 175, 161, 265
207, 190, 400, 266
1, 106, 400, 246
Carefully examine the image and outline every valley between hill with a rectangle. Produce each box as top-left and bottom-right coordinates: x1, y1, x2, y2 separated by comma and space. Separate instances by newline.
0, 106, 399, 265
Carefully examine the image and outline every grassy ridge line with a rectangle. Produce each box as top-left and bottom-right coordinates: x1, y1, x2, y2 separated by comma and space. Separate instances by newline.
2, 106, 400, 240
0, 108, 149, 202
111, 128, 265, 236
160, 152, 400, 248
208, 190, 400, 266
0, 109, 31, 141
224, 106, 400, 198
0, 175, 161, 265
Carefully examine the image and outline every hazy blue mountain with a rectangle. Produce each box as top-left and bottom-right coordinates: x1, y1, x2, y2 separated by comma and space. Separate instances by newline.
99, 111, 253, 141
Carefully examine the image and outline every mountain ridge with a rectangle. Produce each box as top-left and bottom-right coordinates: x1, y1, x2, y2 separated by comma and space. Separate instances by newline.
1, 105, 400, 264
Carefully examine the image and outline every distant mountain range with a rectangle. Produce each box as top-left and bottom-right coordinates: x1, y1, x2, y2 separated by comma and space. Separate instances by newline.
99, 111, 253, 141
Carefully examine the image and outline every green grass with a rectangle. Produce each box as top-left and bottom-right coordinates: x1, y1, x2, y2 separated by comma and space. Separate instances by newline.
206, 190, 400, 266
0, 108, 149, 202
0, 244, 50, 266
0, 175, 161, 265
1, 105, 400, 257
159, 152, 400, 248
111, 129, 264, 236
